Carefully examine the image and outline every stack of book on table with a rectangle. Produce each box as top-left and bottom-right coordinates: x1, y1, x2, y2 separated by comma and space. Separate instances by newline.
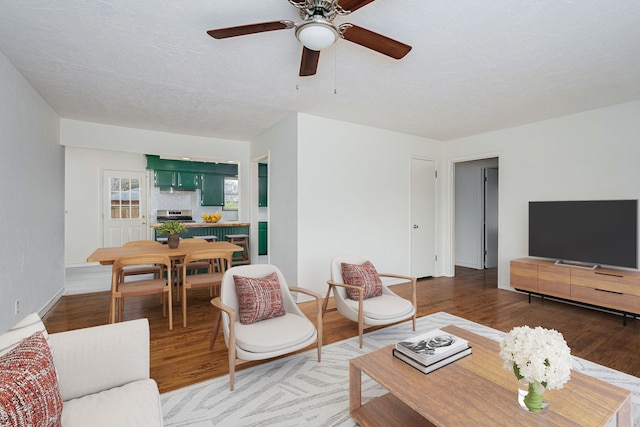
393, 328, 472, 374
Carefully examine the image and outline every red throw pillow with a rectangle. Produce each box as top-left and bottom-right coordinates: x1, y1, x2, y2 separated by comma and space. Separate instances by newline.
234, 272, 286, 325
0, 332, 63, 427
341, 261, 383, 300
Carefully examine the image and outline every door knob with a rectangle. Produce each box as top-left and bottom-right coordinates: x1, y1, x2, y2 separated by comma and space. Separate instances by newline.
413, 224, 419, 229
141, 221, 146, 225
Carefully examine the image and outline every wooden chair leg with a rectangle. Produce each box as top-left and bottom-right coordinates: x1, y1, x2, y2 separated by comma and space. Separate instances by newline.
118, 298, 123, 323
168, 287, 173, 331
228, 314, 236, 391
162, 291, 167, 317
182, 285, 188, 328
316, 296, 323, 362
321, 285, 333, 318
357, 290, 365, 348
109, 296, 115, 324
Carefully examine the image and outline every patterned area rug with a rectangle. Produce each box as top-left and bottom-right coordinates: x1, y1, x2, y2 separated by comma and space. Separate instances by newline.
161, 312, 640, 426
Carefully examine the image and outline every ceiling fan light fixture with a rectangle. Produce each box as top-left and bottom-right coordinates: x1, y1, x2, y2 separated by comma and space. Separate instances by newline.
295, 19, 339, 51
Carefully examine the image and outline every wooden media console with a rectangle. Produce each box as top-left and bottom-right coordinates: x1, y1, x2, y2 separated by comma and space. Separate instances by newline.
511, 258, 640, 324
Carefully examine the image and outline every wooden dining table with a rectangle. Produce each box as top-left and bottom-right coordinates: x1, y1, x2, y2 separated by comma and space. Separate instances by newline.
87, 240, 243, 264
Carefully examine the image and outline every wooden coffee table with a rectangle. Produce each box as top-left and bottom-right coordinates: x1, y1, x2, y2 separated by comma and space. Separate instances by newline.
349, 325, 631, 426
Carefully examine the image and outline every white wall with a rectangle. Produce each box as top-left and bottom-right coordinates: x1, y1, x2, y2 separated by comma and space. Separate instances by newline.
444, 100, 640, 290
455, 158, 498, 269
296, 114, 443, 296
64, 147, 147, 266
251, 114, 299, 285
0, 52, 64, 331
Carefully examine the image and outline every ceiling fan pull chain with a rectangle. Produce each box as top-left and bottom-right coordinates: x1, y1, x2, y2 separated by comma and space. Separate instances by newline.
334, 46, 338, 95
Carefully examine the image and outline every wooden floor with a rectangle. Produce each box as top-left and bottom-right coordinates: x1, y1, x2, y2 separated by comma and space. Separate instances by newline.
43, 267, 640, 393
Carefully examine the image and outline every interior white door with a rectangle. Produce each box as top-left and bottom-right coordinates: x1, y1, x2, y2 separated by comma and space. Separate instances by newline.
411, 158, 436, 278
102, 170, 148, 247
483, 167, 499, 268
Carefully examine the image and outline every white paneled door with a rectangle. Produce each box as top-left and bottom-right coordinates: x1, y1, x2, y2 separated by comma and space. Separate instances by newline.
410, 158, 436, 278
102, 170, 148, 247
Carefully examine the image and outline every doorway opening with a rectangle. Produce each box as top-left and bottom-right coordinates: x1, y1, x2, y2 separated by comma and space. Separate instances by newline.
454, 157, 499, 271
253, 155, 269, 264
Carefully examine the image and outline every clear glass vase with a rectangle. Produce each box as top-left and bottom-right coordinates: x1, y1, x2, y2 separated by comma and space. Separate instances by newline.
518, 379, 549, 413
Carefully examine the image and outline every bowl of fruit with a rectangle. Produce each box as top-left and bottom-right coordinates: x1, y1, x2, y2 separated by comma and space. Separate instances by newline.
202, 213, 222, 223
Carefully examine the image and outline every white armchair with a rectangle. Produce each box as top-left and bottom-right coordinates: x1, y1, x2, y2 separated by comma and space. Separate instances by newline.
323, 255, 417, 348
210, 264, 323, 391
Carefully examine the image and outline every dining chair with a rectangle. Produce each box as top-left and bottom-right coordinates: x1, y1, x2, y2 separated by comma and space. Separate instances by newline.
110, 254, 173, 330
172, 238, 211, 300
210, 264, 323, 391
121, 240, 163, 280
323, 255, 417, 348
181, 249, 231, 327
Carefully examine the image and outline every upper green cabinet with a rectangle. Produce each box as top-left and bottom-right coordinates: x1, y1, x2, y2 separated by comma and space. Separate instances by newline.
153, 170, 199, 190
146, 155, 237, 193
200, 173, 224, 206
258, 163, 268, 207
176, 171, 199, 190
154, 170, 175, 188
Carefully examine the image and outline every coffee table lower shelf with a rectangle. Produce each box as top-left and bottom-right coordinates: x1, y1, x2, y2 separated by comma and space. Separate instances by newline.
351, 393, 435, 427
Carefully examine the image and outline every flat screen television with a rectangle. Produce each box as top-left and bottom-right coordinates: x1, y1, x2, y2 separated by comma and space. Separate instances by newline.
528, 200, 638, 269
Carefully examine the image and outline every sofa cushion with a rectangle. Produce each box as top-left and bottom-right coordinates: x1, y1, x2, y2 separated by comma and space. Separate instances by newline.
62, 379, 162, 427
341, 261, 383, 300
0, 332, 63, 427
0, 313, 48, 357
234, 272, 285, 325
47, 319, 151, 402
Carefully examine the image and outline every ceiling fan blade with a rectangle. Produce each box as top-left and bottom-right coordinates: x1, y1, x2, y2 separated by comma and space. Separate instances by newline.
339, 0, 376, 13
207, 21, 293, 39
341, 24, 411, 59
299, 47, 320, 77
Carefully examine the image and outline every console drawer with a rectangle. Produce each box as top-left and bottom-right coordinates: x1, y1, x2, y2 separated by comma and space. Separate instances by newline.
571, 269, 640, 297
510, 260, 538, 292
538, 265, 570, 299
571, 285, 640, 314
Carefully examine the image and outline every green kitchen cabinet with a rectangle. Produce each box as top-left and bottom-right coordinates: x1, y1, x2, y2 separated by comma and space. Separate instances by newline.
154, 170, 176, 188
200, 173, 224, 206
258, 163, 268, 207
177, 171, 199, 190
154, 170, 198, 189
258, 222, 268, 255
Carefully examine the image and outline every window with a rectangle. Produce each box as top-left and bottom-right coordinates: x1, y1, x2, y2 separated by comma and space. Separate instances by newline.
110, 177, 141, 219
224, 176, 238, 211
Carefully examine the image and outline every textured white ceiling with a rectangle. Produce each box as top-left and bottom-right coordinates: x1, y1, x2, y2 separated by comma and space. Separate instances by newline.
1, 0, 639, 142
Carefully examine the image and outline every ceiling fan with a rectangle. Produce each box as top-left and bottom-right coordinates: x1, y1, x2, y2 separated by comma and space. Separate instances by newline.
207, 0, 412, 77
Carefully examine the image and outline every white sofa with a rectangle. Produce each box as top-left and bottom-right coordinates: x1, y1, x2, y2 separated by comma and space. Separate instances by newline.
0, 313, 163, 426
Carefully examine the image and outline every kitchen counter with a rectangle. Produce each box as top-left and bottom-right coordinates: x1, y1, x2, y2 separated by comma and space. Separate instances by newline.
150, 222, 250, 228
152, 222, 250, 242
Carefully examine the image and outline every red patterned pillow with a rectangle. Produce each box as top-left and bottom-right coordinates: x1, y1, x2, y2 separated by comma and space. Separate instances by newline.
341, 261, 383, 300
234, 272, 286, 325
0, 332, 63, 427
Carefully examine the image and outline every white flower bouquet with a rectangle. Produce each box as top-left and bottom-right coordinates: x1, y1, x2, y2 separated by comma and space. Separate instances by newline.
499, 325, 571, 412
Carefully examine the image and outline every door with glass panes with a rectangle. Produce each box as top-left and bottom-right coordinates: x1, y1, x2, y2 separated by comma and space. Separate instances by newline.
102, 170, 148, 247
